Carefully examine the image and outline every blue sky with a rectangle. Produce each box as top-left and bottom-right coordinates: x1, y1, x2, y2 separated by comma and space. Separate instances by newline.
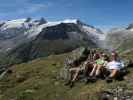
0, 0, 133, 31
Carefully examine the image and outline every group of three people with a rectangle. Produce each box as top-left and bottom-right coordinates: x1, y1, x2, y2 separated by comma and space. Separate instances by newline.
65, 49, 124, 88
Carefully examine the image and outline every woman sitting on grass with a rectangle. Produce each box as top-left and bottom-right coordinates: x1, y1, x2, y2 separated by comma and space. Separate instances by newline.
105, 51, 125, 82
89, 52, 109, 79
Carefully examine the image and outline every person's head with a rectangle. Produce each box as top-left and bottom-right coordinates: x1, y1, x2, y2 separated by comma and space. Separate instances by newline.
111, 51, 118, 61
93, 53, 100, 60
92, 49, 97, 54
99, 52, 104, 58
100, 53, 105, 59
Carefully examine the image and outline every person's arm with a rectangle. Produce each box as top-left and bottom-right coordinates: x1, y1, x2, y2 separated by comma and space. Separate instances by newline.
105, 62, 110, 69
103, 61, 108, 67
120, 60, 125, 68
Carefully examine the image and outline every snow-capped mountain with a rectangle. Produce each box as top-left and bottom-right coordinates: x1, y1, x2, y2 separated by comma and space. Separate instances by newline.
0, 18, 104, 55
25, 19, 104, 40
0, 18, 47, 30
0, 18, 47, 38
105, 24, 133, 51
0, 18, 103, 39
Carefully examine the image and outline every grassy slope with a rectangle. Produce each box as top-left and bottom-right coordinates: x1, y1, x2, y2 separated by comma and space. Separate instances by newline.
0, 53, 133, 100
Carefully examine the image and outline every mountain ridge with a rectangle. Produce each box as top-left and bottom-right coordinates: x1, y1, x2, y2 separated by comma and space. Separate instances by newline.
0, 18, 104, 53
0, 18, 105, 64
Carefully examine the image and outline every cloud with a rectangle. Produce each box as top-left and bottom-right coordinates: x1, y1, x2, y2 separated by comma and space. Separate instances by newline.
96, 25, 116, 32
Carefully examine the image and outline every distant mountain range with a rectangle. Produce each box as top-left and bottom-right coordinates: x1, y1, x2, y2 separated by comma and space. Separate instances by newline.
0, 18, 105, 63
0, 17, 133, 63
105, 24, 133, 52
0, 18, 104, 52
0, 18, 47, 52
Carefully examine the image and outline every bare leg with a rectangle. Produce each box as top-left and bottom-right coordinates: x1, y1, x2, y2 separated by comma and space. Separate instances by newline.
95, 65, 103, 76
71, 68, 80, 82
83, 62, 92, 77
65, 67, 80, 86
109, 69, 118, 78
89, 64, 97, 76
69, 67, 79, 80
106, 69, 119, 83
67, 67, 81, 88
69, 67, 80, 71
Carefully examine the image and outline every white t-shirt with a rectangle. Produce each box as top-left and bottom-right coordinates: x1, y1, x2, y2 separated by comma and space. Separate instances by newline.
106, 60, 124, 70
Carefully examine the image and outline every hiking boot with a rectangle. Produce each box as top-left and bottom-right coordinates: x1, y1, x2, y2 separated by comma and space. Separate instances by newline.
64, 81, 71, 86
69, 81, 74, 88
106, 77, 113, 83
91, 77, 98, 82
95, 75, 101, 79
85, 77, 91, 84
87, 76, 97, 83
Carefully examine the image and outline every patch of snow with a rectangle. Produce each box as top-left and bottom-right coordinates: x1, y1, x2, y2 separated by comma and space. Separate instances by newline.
82, 25, 105, 40
47, 19, 78, 25
6, 48, 11, 51
129, 28, 133, 32
0, 18, 105, 46
1, 19, 26, 30
61, 19, 78, 24
25, 19, 79, 38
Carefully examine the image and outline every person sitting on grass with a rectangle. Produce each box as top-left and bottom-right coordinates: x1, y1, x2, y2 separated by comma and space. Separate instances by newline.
105, 51, 125, 83
64, 49, 98, 88
64, 48, 90, 88
89, 52, 109, 80
83, 50, 101, 80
